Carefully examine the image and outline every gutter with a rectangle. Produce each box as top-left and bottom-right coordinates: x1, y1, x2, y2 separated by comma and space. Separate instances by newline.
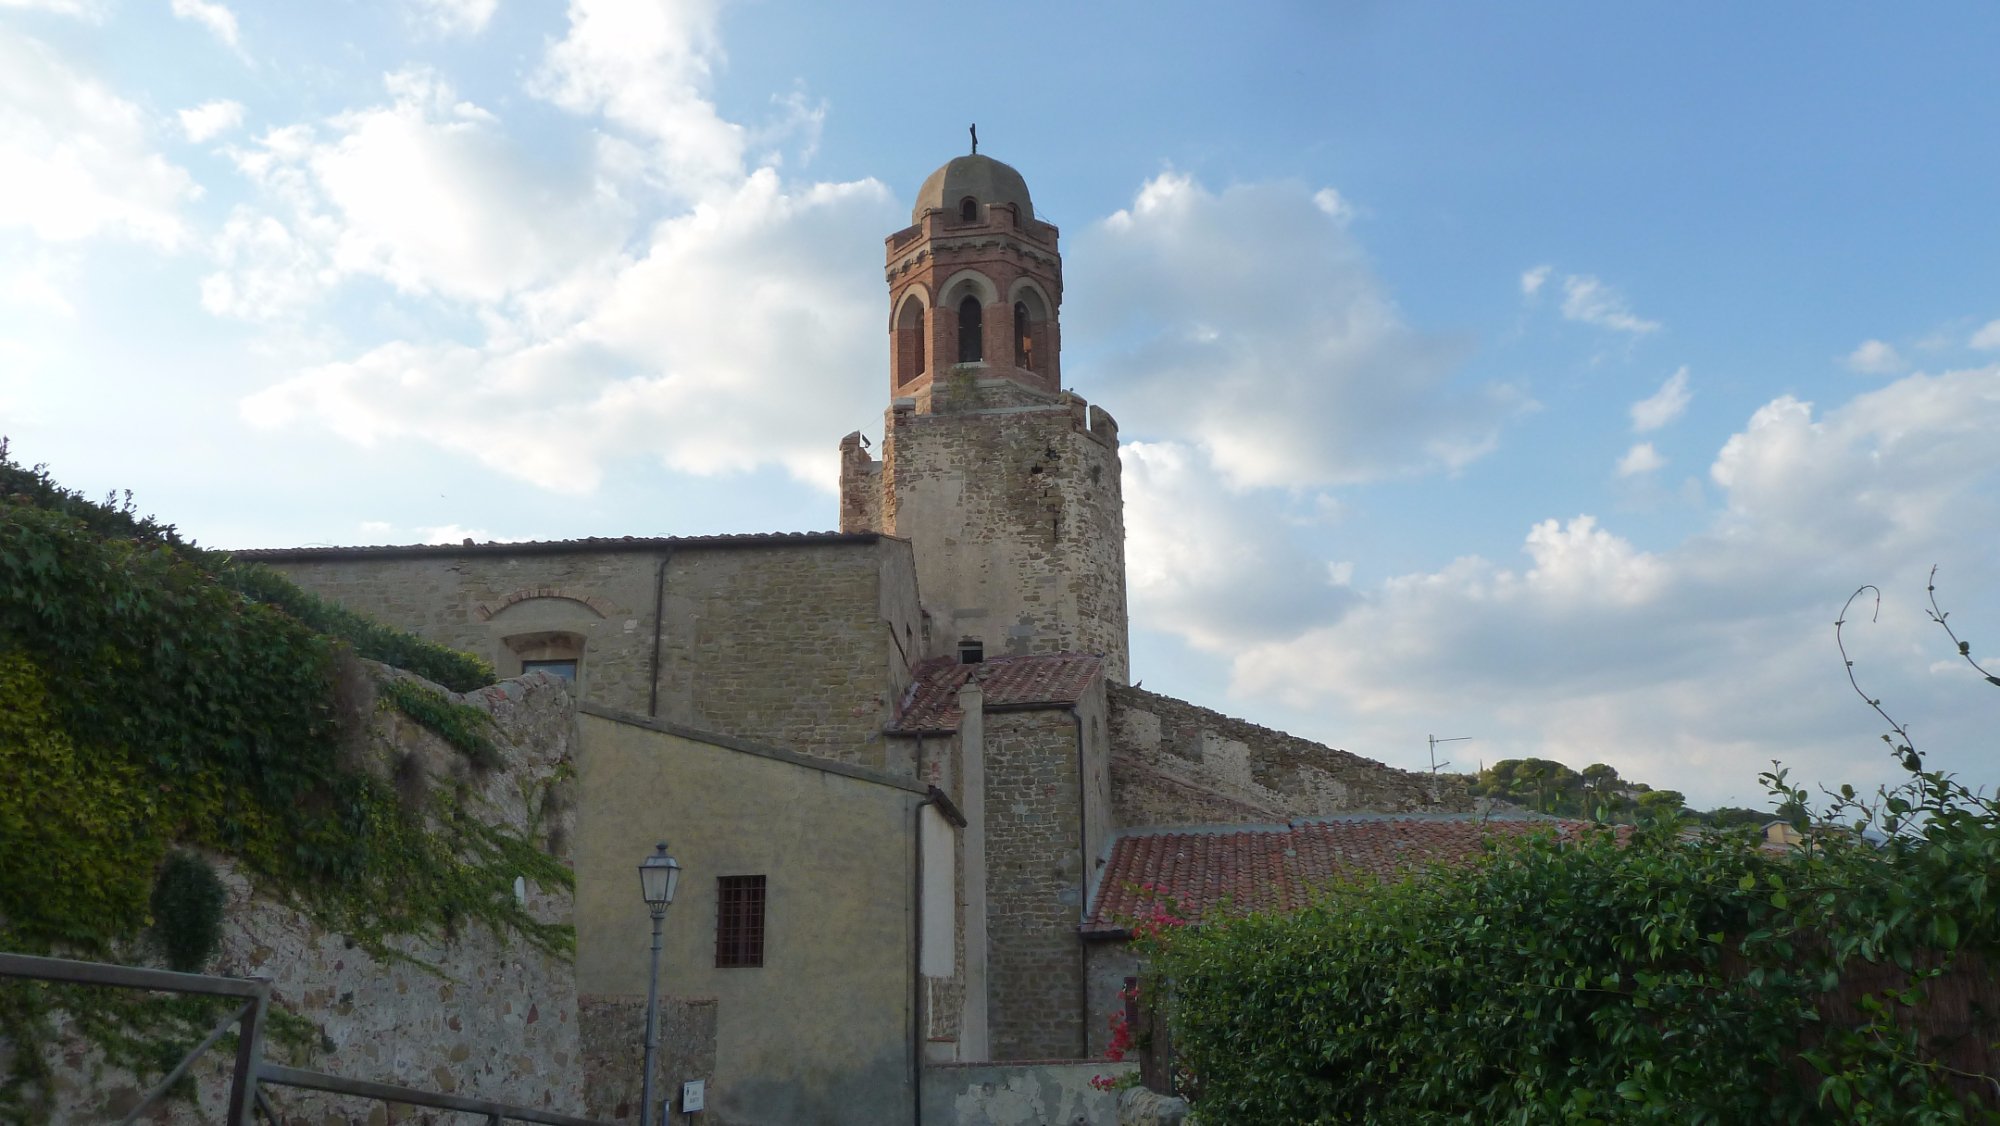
909, 786, 966, 1126
647, 550, 671, 717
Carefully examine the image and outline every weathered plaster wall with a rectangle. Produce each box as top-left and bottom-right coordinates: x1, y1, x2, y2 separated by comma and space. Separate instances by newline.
982, 708, 1088, 1061
257, 537, 919, 772
921, 1060, 1134, 1126
32, 671, 597, 1124
575, 708, 927, 1125
1108, 685, 1473, 828
877, 392, 1129, 684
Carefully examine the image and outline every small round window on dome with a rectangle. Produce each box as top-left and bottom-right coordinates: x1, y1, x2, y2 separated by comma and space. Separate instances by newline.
959, 196, 978, 222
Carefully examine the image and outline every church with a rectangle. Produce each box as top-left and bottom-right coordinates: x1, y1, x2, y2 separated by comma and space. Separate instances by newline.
246, 148, 1471, 1124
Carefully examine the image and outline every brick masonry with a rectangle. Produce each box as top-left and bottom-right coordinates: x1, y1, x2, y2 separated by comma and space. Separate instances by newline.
1108, 684, 1475, 828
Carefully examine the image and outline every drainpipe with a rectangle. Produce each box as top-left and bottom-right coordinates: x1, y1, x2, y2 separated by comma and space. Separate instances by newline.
911, 795, 923, 1126
911, 785, 968, 1126
647, 551, 671, 717
1072, 707, 1091, 1059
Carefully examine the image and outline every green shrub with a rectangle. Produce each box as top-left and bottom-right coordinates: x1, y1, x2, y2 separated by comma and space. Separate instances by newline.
1152, 825, 1824, 1123
1149, 579, 2000, 1122
149, 852, 226, 973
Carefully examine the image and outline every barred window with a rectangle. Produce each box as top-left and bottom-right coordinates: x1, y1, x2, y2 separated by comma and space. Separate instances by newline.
715, 875, 766, 968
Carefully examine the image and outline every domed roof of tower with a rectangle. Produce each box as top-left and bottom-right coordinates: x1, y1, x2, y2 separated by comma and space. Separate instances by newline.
912, 153, 1034, 225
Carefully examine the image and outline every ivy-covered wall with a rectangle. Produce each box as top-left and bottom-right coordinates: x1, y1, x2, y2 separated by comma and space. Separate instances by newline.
0, 448, 627, 1120
27, 671, 596, 1122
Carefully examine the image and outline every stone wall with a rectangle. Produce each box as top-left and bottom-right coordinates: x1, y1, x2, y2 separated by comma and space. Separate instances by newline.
29, 670, 617, 1124
253, 536, 917, 772
654, 541, 903, 769
1108, 685, 1475, 829
839, 431, 884, 534
921, 1060, 1135, 1126
982, 709, 1088, 1061
578, 995, 718, 1122
876, 391, 1129, 684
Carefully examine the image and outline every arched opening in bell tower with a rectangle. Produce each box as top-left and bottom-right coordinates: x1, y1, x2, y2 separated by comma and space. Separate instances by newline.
957, 295, 984, 363
894, 293, 927, 385
1008, 282, 1052, 379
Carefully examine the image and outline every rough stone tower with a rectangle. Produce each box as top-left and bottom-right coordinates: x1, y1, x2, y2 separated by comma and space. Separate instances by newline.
840, 150, 1130, 683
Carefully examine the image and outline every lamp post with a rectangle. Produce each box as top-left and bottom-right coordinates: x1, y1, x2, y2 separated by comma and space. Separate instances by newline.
638, 841, 681, 1126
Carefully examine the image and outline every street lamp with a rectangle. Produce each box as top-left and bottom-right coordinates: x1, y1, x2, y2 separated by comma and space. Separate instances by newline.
638, 841, 681, 1126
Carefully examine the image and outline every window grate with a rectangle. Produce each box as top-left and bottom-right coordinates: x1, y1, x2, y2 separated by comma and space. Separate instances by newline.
715, 875, 766, 968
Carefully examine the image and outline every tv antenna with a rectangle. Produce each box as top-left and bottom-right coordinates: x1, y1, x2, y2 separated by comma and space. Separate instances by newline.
1428, 734, 1471, 776
1426, 734, 1471, 806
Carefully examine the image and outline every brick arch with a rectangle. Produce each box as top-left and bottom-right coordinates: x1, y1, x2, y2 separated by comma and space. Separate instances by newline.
936, 268, 998, 309
474, 588, 613, 622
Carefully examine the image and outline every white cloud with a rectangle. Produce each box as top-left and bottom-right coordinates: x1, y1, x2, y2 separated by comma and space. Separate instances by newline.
178, 98, 244, 142
1312, 187, 1352, 223
1198, 365, 2000, 806
1069, 172, 1528, 490
206, 69, 629, 313
528, 0, 746, 197
0, 0, 104, 16
241, 167, 898, 490
409, 0, 496, 35
1560, 273, 1660, 335
170, 0, 241, 49
230, 0, 895, 493
1970, 320, 2000, 351
1844, 338, 1905, 374
1520, 264, 1551, 297
0, 30, 198, 248
1617, 441, 1664, 477
1122, 441, 1354, 652
0, 248, 80, 317
1630, 365, 1691, 431
199, 206, 333, 319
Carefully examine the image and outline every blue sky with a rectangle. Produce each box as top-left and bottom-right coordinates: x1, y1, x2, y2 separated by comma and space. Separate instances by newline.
4, 0, 1998, 808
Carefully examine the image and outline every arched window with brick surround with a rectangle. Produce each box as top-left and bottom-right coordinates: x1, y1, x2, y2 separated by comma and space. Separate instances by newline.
1008, 282, 1051, 380
958, 295, 983, 363
959, 196, 978, 222
895, 294, 927, 384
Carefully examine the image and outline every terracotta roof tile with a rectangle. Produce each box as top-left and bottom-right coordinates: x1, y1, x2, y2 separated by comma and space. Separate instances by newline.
1084, 814, 1613, 934
889, 652, 1104, 734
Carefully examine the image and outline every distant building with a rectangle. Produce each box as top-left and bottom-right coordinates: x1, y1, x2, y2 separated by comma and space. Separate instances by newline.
244, 148, 1472, 1125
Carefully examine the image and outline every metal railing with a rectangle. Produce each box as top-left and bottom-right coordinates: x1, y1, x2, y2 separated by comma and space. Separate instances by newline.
0, 951, 612, 1126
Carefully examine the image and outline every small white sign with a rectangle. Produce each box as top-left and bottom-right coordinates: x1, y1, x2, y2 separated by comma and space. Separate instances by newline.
681, 1079, 705, 1113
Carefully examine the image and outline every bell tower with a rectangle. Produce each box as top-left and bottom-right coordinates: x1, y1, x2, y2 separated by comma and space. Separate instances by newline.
840, 147, 1130, 683
884, 152, 1064, 410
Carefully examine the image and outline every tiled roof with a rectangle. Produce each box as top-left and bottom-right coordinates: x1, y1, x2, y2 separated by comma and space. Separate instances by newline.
231, 531, 882, 560
1084, 814, 1609, 935
888, 653, 1104, 734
